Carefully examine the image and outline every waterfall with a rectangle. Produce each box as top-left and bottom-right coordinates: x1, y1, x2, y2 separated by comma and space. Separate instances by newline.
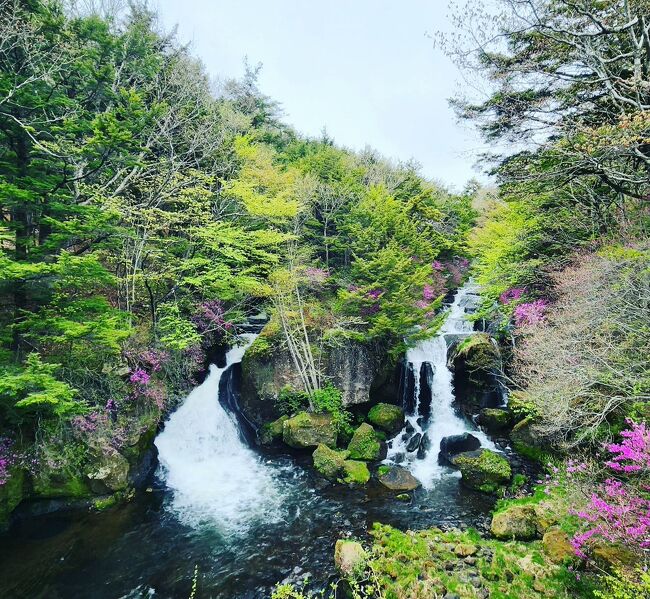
155, 334, 284, 534
386, 281, 494, 489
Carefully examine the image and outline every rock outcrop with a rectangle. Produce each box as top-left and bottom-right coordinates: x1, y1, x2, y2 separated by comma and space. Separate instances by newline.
240, 330, 400, 427
490, 504, 539, 540
439, 433, 481, 464
334, 540, 367, 576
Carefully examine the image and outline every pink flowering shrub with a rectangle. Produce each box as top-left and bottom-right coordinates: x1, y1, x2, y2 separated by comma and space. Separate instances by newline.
192, 300, 232, 340
129, 368, 151, 386
499, 287, 525, 304
514, 299, 548, 326
605, 420, 650, 473
558, 421, 650, 559
138, 349, 170, 372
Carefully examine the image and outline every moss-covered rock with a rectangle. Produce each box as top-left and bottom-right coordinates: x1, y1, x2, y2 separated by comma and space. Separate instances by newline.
478, 408, 512, 432
341, 460, 371, 484
32, 468, 92, 499
592, 543, 637, 569
347, 423, 381, 460
491, 504, 538, 540
509, 416, 548, 462
451, 449, 511, 493
334, 539, 367, 576
542, 528, 575, 564
312, 444, 349, 481
87, 449, 130, 493
367, 403, 404, 434
259, 415, 289, 445
377, 465, 420, 491
282, 411, 337, 448
0, 468, 25, 530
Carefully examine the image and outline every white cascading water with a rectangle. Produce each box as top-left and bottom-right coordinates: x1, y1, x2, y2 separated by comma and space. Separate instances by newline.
155, 333, 284, 534
386, 281, 495, 489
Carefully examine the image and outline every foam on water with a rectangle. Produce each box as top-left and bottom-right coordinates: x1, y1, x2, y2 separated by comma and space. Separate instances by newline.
155, 333, 284, 534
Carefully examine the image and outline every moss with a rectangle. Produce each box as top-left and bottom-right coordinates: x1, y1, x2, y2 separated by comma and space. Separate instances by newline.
312, 444, 349, 481
377, 464, 390, 476
451, 449, 511, 493
93, 495, 118, 510
260, 415, 289, 445
347, 423, 381, 460
340, 523, 596, 599
367, 403, 404, 433
32, 470, 92, 499
0, 468, 25, 529
479, 408, 512, 431
341, 460, 370, 485
282, 411, 337, 448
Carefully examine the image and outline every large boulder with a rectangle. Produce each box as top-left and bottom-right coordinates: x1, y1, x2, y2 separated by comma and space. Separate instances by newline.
450, 449, 511, 493
510, 416, 545, 458
347, 423, 381, 461
240, 328, 400, 425
377, 465, 420, 491
450, 333, 502, 416
334, 540, 367, 576
313, 444, 350, 481
367, 403, 405, 434
491, 504, 538, 540
439, 433, 481, 464
283, 412, 337, 449
478, 408, 512, 432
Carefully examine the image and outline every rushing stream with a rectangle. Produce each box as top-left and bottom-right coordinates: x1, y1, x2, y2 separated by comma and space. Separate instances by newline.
386, 282, 495, 487
0, 283, 501, 599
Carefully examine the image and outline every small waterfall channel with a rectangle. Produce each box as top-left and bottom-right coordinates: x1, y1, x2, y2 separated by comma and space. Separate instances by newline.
155, 333, 285, 534
386, 281, 495, 488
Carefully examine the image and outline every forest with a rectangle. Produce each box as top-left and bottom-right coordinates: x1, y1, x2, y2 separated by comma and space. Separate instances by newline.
0, 1, 648, 598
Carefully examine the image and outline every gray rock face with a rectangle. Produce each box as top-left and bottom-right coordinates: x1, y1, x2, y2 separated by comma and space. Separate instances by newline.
240, 331, 400, 426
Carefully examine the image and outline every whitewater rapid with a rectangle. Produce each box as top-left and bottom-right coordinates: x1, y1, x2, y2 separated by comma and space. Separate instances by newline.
386, 281, 495, 488
155, 334, 284, 534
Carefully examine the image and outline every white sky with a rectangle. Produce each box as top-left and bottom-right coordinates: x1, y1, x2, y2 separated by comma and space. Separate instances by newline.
155, 0, 489, 190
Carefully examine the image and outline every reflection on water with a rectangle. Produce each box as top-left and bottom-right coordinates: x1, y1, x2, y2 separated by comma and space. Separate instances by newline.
0, 457, 494, 599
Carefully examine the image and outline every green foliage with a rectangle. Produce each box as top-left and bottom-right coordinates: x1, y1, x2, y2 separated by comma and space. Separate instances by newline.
593, 568, 650, 599
277, 386, 309, 416
0, 354, 79, 423
312, 384, 353, 436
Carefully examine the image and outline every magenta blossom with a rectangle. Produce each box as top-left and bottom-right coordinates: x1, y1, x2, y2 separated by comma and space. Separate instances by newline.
414, 300, 430, 309
499, 287, 525, 304
423, 284, 437, 301
129, 368, 151, 386
514, 299, 548, 326
605, 420, 650, 473
303, 267, 330, 284
432, 260, 444, 271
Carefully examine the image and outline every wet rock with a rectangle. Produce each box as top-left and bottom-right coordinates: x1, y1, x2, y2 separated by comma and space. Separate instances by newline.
334, 540, 367, 576
405, 422, 414, 434
377, 465, 420, 491
347, 423, 381, 461
367, 403, 405, 434
395, 493, 411, 502
417, 435, 430, 459
490, 504, 538, 540
406, 433, 422, 453
87, 449, 130, 492
312, 444, 350, 481
478, 408, 512, 432
283, 412, 337, 448
341, 460, 371, 485
450, 449, 511, 493
259, 415, 289, 445
542, 528, 575, 564
439, 433, 481, 464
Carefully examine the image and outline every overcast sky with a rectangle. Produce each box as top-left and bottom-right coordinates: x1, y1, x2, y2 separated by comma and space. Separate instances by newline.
154, 0, 488, 190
